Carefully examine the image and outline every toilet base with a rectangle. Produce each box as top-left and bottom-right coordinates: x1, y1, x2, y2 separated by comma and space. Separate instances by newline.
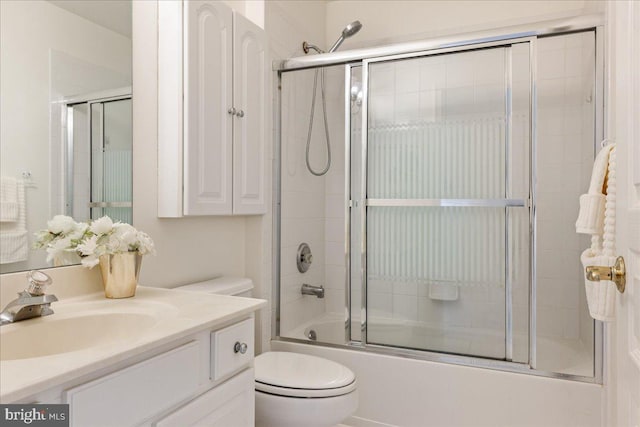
255, 389, 358, 427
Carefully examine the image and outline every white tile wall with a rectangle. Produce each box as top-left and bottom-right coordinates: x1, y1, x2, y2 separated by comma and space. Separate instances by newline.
279, 64, 347, 335
535, 32, 595, 375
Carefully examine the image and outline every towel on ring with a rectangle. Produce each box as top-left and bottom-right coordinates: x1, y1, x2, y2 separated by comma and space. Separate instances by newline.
575, 144, 613, 235
0, 179, 28, 264
0, 176, 19, 222
576, 143, 617, 322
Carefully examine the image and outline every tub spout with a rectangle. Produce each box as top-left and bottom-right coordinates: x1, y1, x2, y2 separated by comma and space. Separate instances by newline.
301, 284, 324, 299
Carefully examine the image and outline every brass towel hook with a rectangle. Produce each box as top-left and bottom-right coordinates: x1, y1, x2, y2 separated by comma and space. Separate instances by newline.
586, 256, 626, 293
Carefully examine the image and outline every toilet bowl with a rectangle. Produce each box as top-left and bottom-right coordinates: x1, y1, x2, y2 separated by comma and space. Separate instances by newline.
175, 277, 358, 427
254, 351, 358, 427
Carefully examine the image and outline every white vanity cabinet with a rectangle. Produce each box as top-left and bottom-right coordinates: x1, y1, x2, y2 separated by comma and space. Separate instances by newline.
27, 317, 255, 427
158, 0, 267, 217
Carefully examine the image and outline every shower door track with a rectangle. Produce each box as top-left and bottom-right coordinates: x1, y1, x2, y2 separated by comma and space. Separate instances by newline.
274, 20, 605, 385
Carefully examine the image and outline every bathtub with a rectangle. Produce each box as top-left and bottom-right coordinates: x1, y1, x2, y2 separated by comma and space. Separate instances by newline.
286, 312, 411, 346
276, 314, 600, 427
285, 312, 592, 375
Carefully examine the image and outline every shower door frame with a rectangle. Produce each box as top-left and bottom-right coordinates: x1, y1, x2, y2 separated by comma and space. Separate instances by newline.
274, 18, 605, 384
62, 87, 132, 221
354, 39, 532, 363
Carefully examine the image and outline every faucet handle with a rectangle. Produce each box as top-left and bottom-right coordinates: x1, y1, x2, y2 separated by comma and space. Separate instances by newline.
26, 270, 53, 296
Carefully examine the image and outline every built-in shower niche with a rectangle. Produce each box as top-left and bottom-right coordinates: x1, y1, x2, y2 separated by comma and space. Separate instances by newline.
277, 30, 599, 380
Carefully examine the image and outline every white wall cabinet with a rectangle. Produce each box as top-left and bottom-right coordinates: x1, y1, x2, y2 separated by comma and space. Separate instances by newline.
158, 0, 267, 217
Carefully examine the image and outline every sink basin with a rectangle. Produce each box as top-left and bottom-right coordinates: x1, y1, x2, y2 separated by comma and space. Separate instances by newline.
0, 313, 158, 361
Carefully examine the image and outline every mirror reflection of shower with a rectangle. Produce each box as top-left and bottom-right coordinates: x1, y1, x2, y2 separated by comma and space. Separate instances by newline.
302, 21, 362, 176
64, 88, 133, 225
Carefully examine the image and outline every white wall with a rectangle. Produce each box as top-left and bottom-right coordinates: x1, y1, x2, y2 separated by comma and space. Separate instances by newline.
325, 0, 604, 50
0, 0, 131, 273
132, 1, 247, 289
133, 1, 274, 355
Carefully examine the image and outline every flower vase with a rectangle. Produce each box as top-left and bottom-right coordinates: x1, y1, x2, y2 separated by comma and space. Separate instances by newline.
99, 252, 142, 298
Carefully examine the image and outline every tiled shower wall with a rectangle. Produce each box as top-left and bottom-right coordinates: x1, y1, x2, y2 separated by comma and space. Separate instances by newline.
535, 32, 595, 355
280, 65, 346, 334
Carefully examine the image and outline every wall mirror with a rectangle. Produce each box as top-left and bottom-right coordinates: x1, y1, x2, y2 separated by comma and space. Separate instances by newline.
0, 0, 132, 274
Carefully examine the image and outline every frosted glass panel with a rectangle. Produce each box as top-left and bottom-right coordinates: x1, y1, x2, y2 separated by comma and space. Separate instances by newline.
367, 206, 507, 359
368, 119, 506, 199
90, 99, 132, 224
103, 99, 132, 224
368, 47, 507, 200
365, 46, 526, 360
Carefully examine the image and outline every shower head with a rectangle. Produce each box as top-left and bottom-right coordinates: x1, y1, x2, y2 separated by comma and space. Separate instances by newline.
328, 20, 363, 53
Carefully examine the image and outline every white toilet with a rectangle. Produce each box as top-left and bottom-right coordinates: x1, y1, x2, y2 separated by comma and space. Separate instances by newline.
176, 277, 358, 427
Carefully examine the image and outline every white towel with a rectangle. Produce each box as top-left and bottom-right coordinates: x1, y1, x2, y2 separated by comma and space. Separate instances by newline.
0, 180, 28, 264
576, 144, 617, 322
575, 145, 612, 234
0, 176, 19, 222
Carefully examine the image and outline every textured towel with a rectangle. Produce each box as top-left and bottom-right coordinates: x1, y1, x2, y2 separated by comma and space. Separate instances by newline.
581, 251, 617, 322
575, 145, 612, 234
0, 180, 28, 264
0, 176, 19, 222
577, 144, 617, 322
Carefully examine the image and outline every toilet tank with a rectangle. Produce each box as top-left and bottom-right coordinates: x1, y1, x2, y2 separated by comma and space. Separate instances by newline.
175, 277, 253, 297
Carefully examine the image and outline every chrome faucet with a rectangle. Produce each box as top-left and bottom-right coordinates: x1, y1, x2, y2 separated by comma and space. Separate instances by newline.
0, 270, 58, 326
301, 283, 324, 299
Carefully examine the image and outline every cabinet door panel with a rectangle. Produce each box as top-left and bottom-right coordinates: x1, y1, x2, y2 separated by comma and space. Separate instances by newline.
64, 342, 201, 427
233, 13, 267, 215
184, 1, 233, 215
154, 368, 255, 427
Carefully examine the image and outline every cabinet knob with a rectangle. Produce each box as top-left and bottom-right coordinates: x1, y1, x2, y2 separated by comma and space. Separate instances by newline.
234, 341, 248, 354
236, 109, 245, 118
228, 107, 236, 115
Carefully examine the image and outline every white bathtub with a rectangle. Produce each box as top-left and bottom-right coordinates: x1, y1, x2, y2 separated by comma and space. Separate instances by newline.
284, 312, 592, 375
276, 314, 600, 427
287, 312, 411, 346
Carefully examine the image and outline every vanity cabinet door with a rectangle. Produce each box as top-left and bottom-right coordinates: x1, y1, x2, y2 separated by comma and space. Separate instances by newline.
154, 368, 255, 427
64, 342, 201, 427
183, 0, 234, 215
232, 13, 267, 215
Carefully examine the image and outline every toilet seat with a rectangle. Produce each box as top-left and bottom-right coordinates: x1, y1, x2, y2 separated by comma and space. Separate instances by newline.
255, 352, 356, 398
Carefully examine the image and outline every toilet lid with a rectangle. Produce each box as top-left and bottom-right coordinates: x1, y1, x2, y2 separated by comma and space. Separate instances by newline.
254, 352, 356, 397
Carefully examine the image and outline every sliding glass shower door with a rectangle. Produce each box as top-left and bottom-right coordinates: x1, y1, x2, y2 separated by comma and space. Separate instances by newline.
66, 95, 132, 225
90, 98, 133, 224
357, 43, 531, 361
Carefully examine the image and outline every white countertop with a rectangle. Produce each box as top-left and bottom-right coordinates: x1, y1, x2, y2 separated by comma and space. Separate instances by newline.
0, 286, 266, 403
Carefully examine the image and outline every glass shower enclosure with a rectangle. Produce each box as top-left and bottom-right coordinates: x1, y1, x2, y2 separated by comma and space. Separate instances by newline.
276, 28, 601, 381
65, 93, 132, 225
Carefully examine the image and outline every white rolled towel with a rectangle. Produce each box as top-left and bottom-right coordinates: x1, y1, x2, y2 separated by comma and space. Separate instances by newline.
575, 144, 613, 234
576, 194, 605, 234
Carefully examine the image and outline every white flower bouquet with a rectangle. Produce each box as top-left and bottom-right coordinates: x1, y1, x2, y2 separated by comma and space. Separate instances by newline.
34, 215, 156, 268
